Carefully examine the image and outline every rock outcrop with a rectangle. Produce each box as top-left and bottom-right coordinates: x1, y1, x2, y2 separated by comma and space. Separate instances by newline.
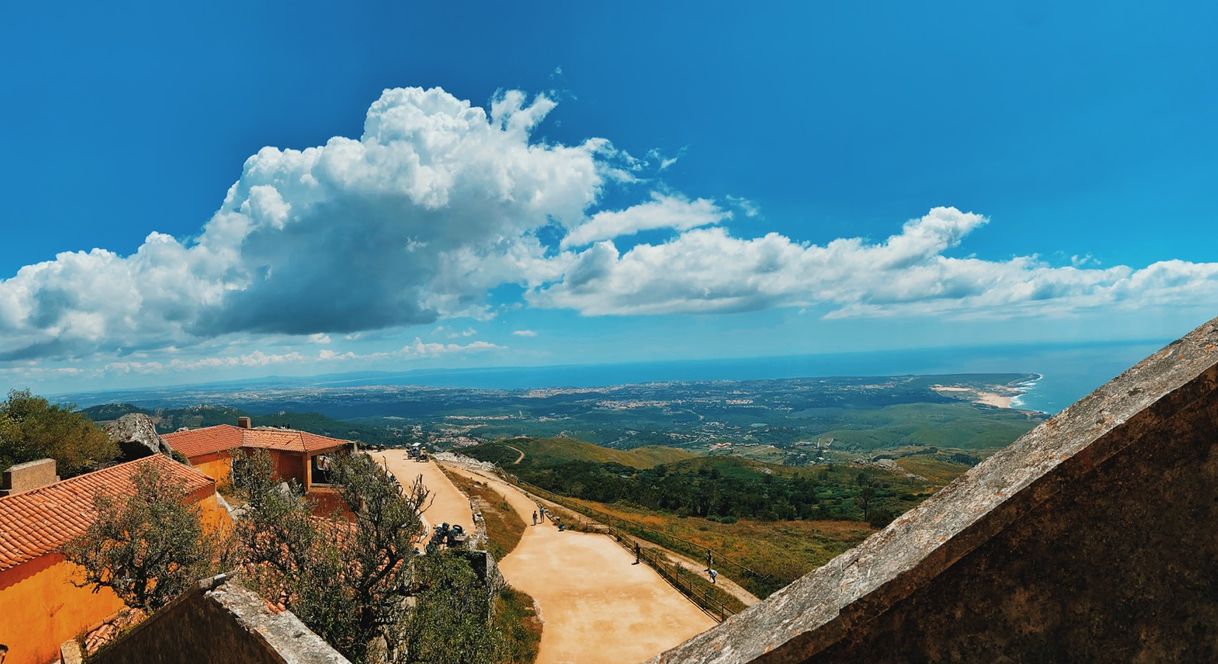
104, 413, 173, 460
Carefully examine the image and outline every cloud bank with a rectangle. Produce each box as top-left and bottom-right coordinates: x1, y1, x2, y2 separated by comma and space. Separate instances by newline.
533, 207, 1218, 319
1, 86, 1215, 366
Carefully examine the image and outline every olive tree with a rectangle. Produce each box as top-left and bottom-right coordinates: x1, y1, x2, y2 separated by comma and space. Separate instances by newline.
234, 449, 462, 663
64, 463, 224, 611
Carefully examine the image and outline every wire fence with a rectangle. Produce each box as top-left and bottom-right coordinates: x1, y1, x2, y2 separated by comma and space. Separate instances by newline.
604, 525, 741, 622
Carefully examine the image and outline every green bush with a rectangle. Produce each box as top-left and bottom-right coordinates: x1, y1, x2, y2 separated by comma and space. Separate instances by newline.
0, 389, 118, 477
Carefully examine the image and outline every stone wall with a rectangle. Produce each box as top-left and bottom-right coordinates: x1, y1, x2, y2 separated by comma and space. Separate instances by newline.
653, 315, 1218, 663
91, 575, 349, 664
0, 458, 57, 496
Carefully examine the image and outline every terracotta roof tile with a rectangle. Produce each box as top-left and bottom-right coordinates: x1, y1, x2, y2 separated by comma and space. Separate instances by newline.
0, 455, 214, 572
162, 424, 245, 458
241, 429, 350, 453
164, 424, 350, 458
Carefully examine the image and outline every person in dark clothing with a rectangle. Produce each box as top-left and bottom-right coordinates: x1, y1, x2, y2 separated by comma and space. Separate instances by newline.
634, 542, 641, 565
532, 511, 537, 525
706, 549, 713, 572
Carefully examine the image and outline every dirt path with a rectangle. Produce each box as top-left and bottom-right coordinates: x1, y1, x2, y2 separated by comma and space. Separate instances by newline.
369, 451, 475, 541
444, 464, 715, 664
507, 488, 759, 608
615, 532, 760, 608
479, 474, 760, 608
505, 444, 526, 464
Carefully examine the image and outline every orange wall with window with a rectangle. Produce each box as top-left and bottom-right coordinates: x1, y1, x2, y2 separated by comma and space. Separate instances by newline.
0, 554, 125, 664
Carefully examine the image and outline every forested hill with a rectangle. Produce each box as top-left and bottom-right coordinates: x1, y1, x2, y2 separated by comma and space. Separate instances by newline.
466, 437, 948, 525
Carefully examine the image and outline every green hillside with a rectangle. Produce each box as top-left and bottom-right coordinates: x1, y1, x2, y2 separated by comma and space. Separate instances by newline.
468, 435, 942, 529
795, 402, 1039, 452
78, 403, 150, 421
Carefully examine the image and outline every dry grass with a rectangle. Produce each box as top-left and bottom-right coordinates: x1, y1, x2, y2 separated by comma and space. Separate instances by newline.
482, 436, 697, 469
493, 586, 542, 663
563, 498, 874, 597
895, 456, 972, 486
444, 469, 527, 560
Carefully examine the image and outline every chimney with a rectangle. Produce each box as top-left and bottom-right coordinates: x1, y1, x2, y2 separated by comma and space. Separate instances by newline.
1, 458, 58, 496
237, 416, 252, 429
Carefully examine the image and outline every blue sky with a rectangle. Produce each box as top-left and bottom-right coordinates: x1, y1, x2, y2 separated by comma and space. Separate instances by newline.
1, 1, 1216, 393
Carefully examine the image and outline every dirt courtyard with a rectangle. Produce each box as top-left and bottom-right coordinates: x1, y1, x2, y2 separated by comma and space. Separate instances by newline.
444, 464, 715, 664
368, 450, 475, 540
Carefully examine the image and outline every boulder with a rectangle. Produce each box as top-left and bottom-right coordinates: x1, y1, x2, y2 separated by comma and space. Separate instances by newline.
104, 413, 173, 460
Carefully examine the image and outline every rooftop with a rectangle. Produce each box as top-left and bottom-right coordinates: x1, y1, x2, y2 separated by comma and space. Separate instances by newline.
0, 455, 214, 573
162, 424, 351, 458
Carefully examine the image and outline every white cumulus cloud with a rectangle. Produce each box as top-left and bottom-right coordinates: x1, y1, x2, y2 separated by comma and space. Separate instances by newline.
561, 192, 729, 248
0, 87, 615, 361
531, 206, 1218, 319
1, 85, 1215, 370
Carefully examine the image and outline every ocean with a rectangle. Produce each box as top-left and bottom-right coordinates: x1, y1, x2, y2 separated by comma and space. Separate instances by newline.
316, 340, 1168, 415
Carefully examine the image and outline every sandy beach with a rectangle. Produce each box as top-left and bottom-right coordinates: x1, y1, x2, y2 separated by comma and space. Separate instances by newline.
931, 385, 1020, 409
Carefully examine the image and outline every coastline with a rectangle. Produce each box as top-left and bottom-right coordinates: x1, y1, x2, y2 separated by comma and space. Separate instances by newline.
1007, 373, 1043, 410
931, 373, 1044, 413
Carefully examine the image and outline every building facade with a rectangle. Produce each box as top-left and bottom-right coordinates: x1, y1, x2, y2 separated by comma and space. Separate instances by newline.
162, 419, 355, 512
0, 455, 228, 664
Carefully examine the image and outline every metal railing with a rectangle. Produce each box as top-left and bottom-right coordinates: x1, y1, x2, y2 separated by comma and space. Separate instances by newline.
604, 525, 739, 622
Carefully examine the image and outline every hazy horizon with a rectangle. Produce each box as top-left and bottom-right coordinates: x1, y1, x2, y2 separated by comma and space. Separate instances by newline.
54, 338, 1165, 416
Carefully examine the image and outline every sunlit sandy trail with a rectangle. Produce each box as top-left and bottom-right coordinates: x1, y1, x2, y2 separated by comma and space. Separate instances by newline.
368, 451, 475, 540
444, 464, 716, 664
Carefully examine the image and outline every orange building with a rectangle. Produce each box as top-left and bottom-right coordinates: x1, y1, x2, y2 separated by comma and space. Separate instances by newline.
162, 418, 354, 509
0, 455, 228, 664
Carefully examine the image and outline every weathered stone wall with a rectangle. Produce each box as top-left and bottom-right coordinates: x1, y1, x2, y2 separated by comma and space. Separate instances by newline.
1, 458, 57, 495
91, 575, 349, 664
653, 316, 1218, 663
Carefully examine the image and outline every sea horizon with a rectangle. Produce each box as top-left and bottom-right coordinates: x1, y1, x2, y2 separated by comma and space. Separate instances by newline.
57, 338, 1167, 416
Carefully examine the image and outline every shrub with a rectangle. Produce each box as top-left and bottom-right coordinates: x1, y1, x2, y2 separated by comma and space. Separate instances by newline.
0, 389, 118, 477
65, 463, 226, 611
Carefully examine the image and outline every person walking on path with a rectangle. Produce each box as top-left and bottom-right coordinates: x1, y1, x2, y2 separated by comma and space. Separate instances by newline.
709, 568, 718, 585
706, 549, 713, 572
532, 510, 537, 526
634, 542, 641, 565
